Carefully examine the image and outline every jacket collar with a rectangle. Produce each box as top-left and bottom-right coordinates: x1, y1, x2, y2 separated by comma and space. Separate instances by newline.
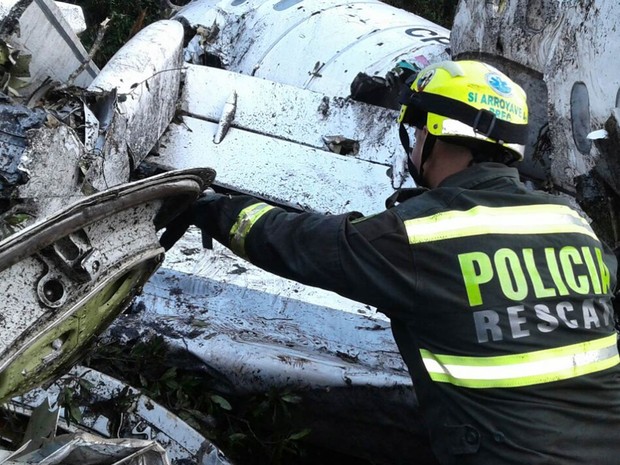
438, 162, 521, 190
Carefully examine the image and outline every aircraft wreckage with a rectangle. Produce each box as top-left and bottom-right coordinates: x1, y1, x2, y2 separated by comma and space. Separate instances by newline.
0, 0, 618, 463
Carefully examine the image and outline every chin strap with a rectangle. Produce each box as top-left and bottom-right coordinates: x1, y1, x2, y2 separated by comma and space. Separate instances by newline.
399, 123, 422, 186
406, 156, 422, 186
399, 123, 436, 188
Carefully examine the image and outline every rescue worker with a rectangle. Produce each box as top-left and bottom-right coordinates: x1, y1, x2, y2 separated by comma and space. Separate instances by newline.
160, 60, 620, 464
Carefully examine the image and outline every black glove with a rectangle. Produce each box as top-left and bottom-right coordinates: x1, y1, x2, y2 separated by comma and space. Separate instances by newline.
159, 189, 219, 251
385, 60, 421, 90
160, 190, 266, 253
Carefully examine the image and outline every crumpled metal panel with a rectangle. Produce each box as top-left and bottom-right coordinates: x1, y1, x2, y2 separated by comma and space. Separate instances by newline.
2, 433, 170, 465
0, 15, 188, 242
0, 97, 46, 191
176, 0, 450, 98
0, 0, 98, 93
0, 168, 214, 404
12, 366, 233, 465
16, 125, 110, 217
118, 261, 408, 393
0, 97, 133, 242
451, 0, 620, 197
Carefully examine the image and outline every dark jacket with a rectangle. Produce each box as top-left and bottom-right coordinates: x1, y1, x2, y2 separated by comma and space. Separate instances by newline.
200, 163, 620, 465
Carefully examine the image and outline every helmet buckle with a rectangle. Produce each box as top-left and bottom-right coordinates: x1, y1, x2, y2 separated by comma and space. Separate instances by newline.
473, 109, 497, 138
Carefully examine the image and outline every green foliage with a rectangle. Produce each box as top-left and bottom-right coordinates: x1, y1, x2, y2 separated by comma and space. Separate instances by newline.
64, 0, 175, 67
385, 0, 459, 28
56, 371, 97, 426
222, 387, 312, 464
0, 211, 36, 242
85, 336, 315, 465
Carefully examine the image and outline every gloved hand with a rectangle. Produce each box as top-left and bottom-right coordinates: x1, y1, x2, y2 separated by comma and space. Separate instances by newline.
159, 188, 218, 251
385, 60, 421, 90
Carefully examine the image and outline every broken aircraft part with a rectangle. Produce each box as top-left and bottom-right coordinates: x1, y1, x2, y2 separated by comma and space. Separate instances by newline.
0, 98, 46, 197
176, 0, 450, 98
0, 12, 188, 235
9, 365, 232, 465
0, 0, 98, 95
116, 239, 406, 394
147, 64, 409, 213
86, 19, 185, 169
3, 432, 171, 465
55, 1, 87, 35
103, 231, 426, 464
0, 168, 214, 405
451, 0, 620, 245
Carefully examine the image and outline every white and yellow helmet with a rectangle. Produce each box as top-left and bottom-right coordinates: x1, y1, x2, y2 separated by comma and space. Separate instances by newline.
398, 60, 529, 162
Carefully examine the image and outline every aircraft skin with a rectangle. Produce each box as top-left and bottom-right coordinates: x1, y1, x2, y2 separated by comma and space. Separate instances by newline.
451, 0, 620, 247
2, 1, 618, 463
0, 1, 451, 461
177, 0, 451, 97
0, 169, 214, 404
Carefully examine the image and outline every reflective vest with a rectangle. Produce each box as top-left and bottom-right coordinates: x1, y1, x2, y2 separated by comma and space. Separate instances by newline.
402, 202, 617, 388
388, 164, 620, 464
215, 162, 620, 465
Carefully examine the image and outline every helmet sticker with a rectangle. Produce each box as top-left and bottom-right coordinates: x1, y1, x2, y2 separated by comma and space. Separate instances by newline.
416, 70, 435, 92
486, 73, 513, 97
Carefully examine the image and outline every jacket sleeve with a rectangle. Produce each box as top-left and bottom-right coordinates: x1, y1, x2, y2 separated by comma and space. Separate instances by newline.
197, 194, 416, 313
614, 247, 620, 319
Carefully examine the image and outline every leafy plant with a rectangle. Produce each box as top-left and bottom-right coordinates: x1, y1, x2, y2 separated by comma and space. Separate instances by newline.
63, 0, 186, 67
84, 336, 316, 464
56, 371, 96, 425
387, 0, 458, 28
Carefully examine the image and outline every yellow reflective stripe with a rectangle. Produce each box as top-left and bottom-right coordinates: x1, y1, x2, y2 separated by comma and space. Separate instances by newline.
405, 204, 597, 244
420, 334, 620, 388
229, 203, 275, 257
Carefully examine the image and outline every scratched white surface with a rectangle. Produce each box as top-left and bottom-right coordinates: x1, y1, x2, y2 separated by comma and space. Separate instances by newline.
126, 229, 406, 394
181, 64, 404, 168
451, 0, 620, 196
175, 0, 450, 96
152, 115, 396, 215
88, 20, 185, 167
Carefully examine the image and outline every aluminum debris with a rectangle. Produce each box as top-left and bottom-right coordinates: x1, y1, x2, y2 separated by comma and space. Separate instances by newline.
10, 366, 232, 465
451, 0, 620, 245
